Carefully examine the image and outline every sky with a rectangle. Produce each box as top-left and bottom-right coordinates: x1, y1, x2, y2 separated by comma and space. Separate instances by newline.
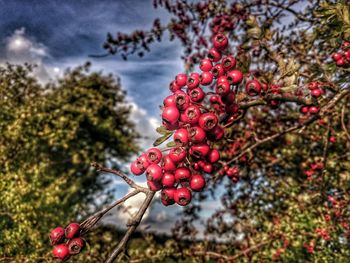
0, 0, 222, 234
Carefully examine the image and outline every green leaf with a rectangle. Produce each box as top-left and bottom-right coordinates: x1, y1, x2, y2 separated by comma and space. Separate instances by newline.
166, 141, 176, 147
156, 125, 170, 135
153, 132, 173, 146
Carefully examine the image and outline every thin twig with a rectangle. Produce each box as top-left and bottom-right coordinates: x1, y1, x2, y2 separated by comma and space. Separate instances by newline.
341, 105, 350, 142
91, 162, 148, 193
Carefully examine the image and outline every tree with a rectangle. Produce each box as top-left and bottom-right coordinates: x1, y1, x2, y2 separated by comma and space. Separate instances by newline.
41, 0, 350, 262
0, 63, 139, 262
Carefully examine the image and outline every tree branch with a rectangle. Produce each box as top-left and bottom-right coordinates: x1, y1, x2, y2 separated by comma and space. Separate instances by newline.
91, 162, 148, 193
341, 105, 350, 142
105, 190, 155, 263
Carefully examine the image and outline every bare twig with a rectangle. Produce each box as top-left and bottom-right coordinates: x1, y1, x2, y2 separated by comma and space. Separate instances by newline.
91, 162, 148, 193
80, 190, 141, 234
105, 190, 155, 263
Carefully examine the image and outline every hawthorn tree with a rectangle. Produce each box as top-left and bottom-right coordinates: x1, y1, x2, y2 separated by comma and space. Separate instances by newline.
0, 63, 139, 262
49, 0, 349, 262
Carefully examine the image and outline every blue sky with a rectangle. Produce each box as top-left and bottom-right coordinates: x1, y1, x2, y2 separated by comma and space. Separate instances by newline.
0, 0, 221, 234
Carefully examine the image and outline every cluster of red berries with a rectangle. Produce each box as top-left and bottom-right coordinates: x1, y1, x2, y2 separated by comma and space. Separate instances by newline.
331, 41, 350, 67
130, 33, 256, 206
218, 165, 240, 183
303, 161, 324, 179
49, 223, 85, 261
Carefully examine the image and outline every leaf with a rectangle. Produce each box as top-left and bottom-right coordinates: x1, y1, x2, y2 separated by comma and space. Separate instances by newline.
247, 27, 262, 39
156, 125, 170, 135
166, 141, 176, 147
153, 132, 173, 146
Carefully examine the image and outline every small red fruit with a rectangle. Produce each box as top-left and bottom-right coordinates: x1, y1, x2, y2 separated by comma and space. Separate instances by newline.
245, 79, 261, 96
147, 180, 162, 191
188, 87, 205, 102
212, 63, 225, 78
200, 58, 213, 72
181, 105, 201, 125
216, 81, 230, 96
174, 128, 189, 146
161, 188, 176, 206
65, 223, 80, 239
146, 164, 163, 181
213, 33, 228, 50
49, 226, 65, 245
162, 172, 175, 187
187, 73, 200, 89
146, 148, 162, 164
169, 147, 187, 163
190, 174, 206, 191
202, 163, 213, 173
207, 125, 224, 141
331, 52, 342, 61
174, 187, 192, 206
163, 95, 176, 107
169, 80, 181, 93
300, 106, 309, 114
162, 155, 176, 172
207, 149, 220, 163
222, 56, 236, 71
336, 58, 346, 67
175, 167, 192, 183
227, 70, 243, 84
198, 112, 218, 131
130, 161, 144, 175
53, 244, 70, 261
174, 91, 190, 111
200, 71, 214, 86
189, 126, 206, 143
189, 143, 210, 158
162, 106, 180, 124
311, 89, 322, 98
309, 106, 319, 114
68, 237, 85, 255
208, 48, 222, 62
175, 73, 187, 87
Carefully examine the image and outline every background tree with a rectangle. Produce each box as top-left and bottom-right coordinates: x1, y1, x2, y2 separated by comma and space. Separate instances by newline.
0, 63, 139, 262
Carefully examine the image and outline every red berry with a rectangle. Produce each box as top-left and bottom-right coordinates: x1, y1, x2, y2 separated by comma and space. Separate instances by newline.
208, 48, 222, 62
189, 126, 206, 143
53, 244, 70, 261
146, 164, 163, 181
344, 50, 350, 60
146, 148, 162, 164
175, 167, 192, 183
245, 79, 261, 96
162, 172, 175, 187
309, 106, 319, 114
163, 95, 176, 107
169, 147, 187, 163
162, 155, 176, 172
147, 180, 162, 191
227, 70, 243, 84
188, 87, 205, 102
175, 73, 187, 87
187, 73, 200, 89
174, 128, 189, 146
189, 143, 210, 158
200, 71, 214, 85
174, 91, 190, 111
65, 223, 80, 239
68, 237, 85, 255
336, 58, 346, 67
226, 167, 239, 178
49, 226, 65, 245
331, 52, 342, 61
199, 58, 213, 72
300, 106, 309, 114
211, 64, 225, 78
342, 41, 350, 50
190, 174, 206, 191
181, 105, 201, 125
137, 154, 150, 169
213, 33, 228, 50
311, 89, 322, 98
216, 81, 230, 96
163, 120, 179, 131
207, 149, 220, 163
161, 188, 176, 206
169, 80, 181, 93
217, 75, 228, 84
162, 106, 180, 124
308, 82, 319, 90
221, 91, 235, 104
222, 56, 236, 71
210, 94, 222, 104
207, 125, 224, 141
225, 103, 239, 114
202, 162, 213, 173
198, 112, 218, 131
174, 187, 192, 206
130, 161, 144, 175
329, 136, 336, 143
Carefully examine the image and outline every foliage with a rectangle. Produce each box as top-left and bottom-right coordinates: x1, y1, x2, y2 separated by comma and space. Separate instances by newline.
101, 0, 350, 262
0, 63, 139, 261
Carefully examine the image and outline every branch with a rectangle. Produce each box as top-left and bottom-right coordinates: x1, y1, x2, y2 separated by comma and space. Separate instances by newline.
91, 162, 148, 193
217, 87, 350, 176
341, 105, 350, 142
105, 190, 155, 263
80, 190, 141, 234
